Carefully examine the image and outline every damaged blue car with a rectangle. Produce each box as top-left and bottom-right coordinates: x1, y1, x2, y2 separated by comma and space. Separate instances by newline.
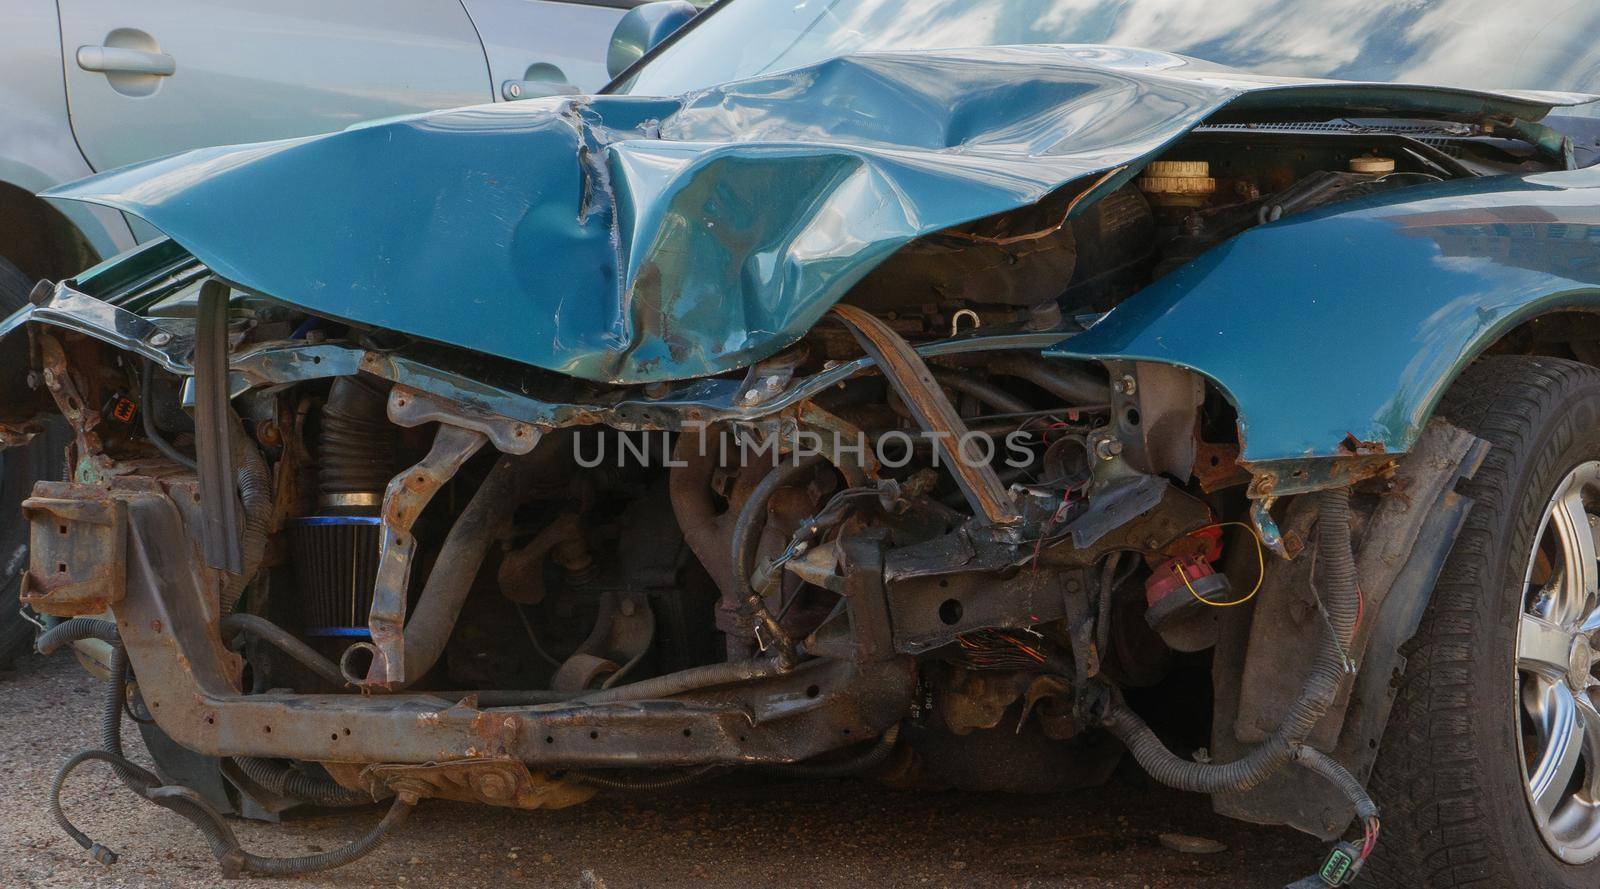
12, 1, 1600, 886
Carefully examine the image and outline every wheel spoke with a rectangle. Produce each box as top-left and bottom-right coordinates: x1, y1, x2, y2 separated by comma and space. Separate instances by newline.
1528, 681, 1587, 820
1550, 489, 1600, 627
1521, 613, 1575, 681
1579, 694, 1600, 800
1581, 605, 1600, 637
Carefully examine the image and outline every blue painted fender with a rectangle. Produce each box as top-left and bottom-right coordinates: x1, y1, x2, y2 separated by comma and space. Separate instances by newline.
1051, 167, 1600, 464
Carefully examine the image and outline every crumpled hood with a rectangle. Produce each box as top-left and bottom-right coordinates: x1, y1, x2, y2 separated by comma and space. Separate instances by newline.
43, 45, 1594, 383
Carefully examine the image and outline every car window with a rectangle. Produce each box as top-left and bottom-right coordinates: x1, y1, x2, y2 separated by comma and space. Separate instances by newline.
615, 0, 1600, 103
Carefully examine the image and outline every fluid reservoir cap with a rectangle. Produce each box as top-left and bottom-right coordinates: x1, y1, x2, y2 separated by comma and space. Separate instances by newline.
1138, 160, 1215, 207
1145, 160, 1211, 178
1349, 155, 1396, 175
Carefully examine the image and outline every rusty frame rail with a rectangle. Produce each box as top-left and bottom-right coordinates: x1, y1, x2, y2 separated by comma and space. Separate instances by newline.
105, 479, 912, 767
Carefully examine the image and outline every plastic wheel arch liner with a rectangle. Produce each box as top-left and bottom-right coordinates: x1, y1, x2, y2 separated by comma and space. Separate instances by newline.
37, 45, 1594, 392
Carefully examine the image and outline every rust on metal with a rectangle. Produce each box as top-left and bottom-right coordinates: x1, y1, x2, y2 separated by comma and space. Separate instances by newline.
1337, 432, 1388, 457
359, 757, 595, 810
1193, 438, 1250, 493
387, 384, 543, 455
35, 331, 111, 482
19, 481, 127, 616
829, 304, 1018, 527
360, 423, 488, 688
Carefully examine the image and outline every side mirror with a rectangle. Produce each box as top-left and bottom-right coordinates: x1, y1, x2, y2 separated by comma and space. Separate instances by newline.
607, 1, 698, 79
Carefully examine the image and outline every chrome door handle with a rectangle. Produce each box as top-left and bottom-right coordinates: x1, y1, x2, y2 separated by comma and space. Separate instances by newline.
501, 79, 579, 100
77, 45, 176, 76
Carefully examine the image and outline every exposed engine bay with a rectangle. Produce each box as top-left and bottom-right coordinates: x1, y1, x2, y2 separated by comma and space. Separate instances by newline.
9, 123, 1530, 879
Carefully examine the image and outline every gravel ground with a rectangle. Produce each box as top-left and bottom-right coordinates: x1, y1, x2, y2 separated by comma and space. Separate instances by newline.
0, 650, 1321, 888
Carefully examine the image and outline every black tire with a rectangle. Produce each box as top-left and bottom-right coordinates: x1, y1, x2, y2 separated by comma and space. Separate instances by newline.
1368, 356, 1600, 888
0, 255, 66, 669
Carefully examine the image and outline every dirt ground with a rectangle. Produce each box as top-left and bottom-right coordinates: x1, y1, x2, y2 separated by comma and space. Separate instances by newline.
0, 650, 1322, 888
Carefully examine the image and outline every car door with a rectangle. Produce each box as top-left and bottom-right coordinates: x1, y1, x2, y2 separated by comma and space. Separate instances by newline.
460, 0, 635, 97
57, 0, 494, 173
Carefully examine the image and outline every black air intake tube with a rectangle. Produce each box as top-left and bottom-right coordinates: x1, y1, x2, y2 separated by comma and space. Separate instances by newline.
317, 376, 393, 513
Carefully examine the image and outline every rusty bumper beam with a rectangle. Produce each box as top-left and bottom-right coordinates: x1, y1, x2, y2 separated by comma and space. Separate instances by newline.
108, 481, 913, 767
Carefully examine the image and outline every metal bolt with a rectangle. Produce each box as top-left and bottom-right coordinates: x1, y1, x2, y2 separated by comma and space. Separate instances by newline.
1117, 374, 1137, 396
148, 331, 173, 347
1093, 435, 1124, 460
619, 598, 637, 617
740, 388, 760, 404
762, 375, 784, 393
474, 771, 513, 800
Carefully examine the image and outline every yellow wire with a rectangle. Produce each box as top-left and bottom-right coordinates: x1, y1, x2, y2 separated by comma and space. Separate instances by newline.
1175, 521, 1264, 608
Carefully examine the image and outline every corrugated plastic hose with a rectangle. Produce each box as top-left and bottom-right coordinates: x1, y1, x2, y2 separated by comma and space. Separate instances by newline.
233, 756, 376, 808
50, 620, 412, 876
1101, 488, 1360, 794
35, 617, 118, 654
50, 746, 416, 877
222, 422, 272, 614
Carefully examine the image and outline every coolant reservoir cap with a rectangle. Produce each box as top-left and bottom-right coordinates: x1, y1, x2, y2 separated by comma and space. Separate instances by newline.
1349, 155, 1396, 174
1138, 160, 1215, 207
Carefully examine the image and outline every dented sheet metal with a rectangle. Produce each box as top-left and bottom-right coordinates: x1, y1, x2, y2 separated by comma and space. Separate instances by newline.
1051, 167, 1600, 461
41, 46, 1591, 385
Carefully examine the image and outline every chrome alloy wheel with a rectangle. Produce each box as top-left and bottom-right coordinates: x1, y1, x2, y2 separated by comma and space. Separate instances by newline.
1518, 461, 1600, 864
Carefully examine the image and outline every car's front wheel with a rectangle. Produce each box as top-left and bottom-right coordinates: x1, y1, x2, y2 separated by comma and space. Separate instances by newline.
1369, 356, 1600, 888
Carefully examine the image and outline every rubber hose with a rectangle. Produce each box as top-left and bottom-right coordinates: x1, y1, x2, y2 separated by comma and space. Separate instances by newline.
232, 795, 414, 876
1292, 745, 1379, 822
219, 613, 346, 689
987, 355, 1110, 406
1102, 488, 1359, 794
764, 723, 901, 778
392, 452, 541, 689
233, 756, 375, 808
50, 747, 415, 877
730, 456, 823, 602
565, 657, 788, 705
35, 617, 118, 654
220, 421, 273, 614
932, 371, 1032, 414
140, 363, 197, 470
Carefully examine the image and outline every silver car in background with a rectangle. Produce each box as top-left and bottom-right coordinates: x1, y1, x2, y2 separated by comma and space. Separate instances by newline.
0, 0, 691, 666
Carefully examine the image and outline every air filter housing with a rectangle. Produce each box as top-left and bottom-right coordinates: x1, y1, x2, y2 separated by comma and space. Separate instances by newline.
288, 515, 380, 637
